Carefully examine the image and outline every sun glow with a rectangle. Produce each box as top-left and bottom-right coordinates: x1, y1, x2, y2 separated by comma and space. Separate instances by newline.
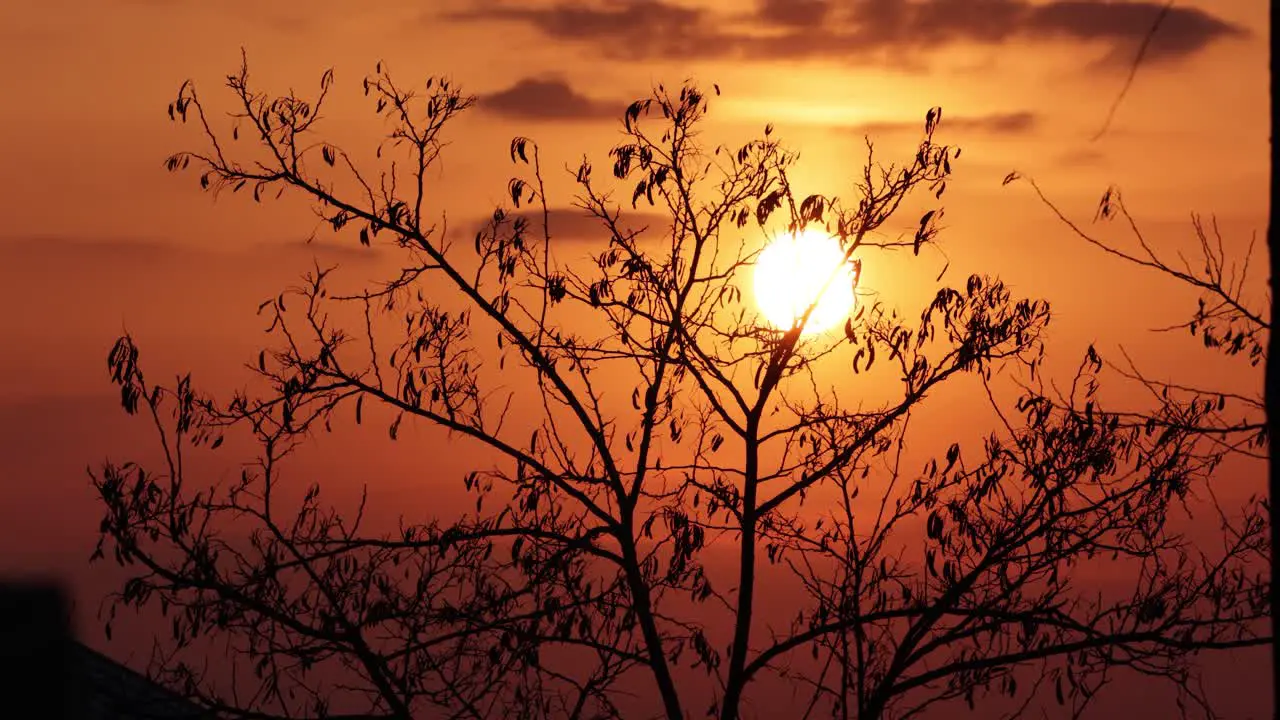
753, 228, 858, 335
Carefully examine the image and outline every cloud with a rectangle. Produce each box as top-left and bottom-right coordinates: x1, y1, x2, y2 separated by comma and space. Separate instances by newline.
451, 0, 1245, 68
1023, 1, 1242, 64
757, 0, 831, 28
479, 77, 624, 121
1054, 147, 1108, 167
847, 111, 1038, 137
467, 207, 671, 246
116, 0, 315, 33
0, 235, 383, 264
0, 235, 381, 344
449, 1, 735, 60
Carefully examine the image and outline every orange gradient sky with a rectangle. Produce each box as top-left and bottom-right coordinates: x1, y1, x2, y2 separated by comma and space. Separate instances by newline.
0, 0, 1270, 714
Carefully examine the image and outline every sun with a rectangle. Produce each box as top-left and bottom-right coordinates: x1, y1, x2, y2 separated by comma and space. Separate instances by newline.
753, 228, 857, 335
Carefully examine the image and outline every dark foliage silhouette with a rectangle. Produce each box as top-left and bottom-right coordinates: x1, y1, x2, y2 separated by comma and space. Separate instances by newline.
1071, 0, 1275, 707
92, 58, 1268, 720
1017, 171, 1274, 714
1022, 178, 1266, 450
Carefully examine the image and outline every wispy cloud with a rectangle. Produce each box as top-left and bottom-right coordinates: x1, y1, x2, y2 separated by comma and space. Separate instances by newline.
1054, 147, 1108, 167
847, 110, 1038, 137
0, 235, 383, 272
467, 207, 671, 246
116, 0, 316, 33
449, 0, 1245, 68
479, 77, 624, 121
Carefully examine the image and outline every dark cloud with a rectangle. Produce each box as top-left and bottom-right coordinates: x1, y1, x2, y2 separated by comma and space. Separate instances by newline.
0, 236, 382, 345
479, 78, 623, 121
117, 0, 314, 33
758, 0, 831, 28
449, 1, 735, 60
0, 235, 183, 263
468, 207, 671, 246
1055, 147, 1108, 167
268, 236, 385, 262
0, 235, 383, 270
848, 111, 1038, 136
1025, 1, 1244, 64
451, 0, 1245, 68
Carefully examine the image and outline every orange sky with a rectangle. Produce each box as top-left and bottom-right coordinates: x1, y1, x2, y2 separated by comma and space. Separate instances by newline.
0, 0, 1270, 715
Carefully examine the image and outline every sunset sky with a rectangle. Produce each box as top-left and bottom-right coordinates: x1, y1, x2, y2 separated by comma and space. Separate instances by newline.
0, 0, 1270, 715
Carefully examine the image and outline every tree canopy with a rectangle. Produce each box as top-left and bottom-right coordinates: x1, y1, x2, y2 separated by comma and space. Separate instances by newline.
92, 58, 1269, 720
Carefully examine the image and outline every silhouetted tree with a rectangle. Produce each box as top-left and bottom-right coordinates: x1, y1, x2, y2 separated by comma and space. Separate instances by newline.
1023, 179, 1266, 451
1074, 0, 1277, 708
1017, 173, 1274, 715
92, 58, 1269, 720
1269, 4, 1279, 710
1261, 5, 1279, 710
